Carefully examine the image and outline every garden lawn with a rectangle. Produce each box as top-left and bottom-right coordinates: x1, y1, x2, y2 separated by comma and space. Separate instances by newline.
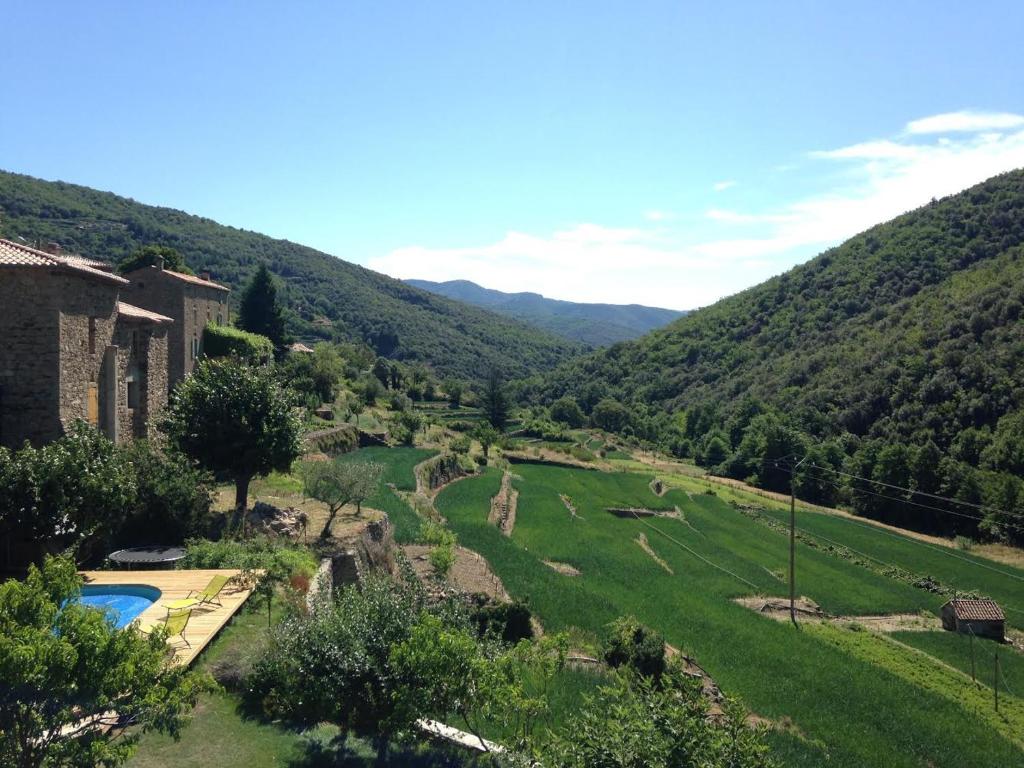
436, 463, 1024, 768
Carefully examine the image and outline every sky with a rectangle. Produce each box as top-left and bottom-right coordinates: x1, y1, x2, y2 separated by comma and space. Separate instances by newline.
2, 2, 1023, 310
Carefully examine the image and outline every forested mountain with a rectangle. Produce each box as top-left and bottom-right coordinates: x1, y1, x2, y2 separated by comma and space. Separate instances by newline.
524, 169, 1024, 542
406, 278, 686, 346
0, 171, 581, 380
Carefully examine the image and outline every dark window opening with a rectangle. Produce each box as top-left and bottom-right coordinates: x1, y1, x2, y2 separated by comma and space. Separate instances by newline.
88, 317, 97, 355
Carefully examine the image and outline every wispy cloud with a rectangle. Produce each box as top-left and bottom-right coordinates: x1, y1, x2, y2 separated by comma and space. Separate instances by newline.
905, 110, 1024, 135
713, 180, 736, 192
644, 209, 674, 221
369, 110, 1024, 308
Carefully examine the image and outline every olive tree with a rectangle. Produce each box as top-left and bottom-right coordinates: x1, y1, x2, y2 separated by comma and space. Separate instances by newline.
161, 359, 301, 511
300, 458, 383, 538
0, 556, 210, 768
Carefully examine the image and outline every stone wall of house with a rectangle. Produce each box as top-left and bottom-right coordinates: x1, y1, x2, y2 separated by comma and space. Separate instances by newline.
124, 266, 229, 390
113, 319, 169, 440
58, 279, 121, 441
0, 272, 63, 447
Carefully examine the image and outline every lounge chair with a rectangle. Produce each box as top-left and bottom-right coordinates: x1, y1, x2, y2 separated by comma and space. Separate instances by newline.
163, 574, 231, 614
142, 608, 192, 649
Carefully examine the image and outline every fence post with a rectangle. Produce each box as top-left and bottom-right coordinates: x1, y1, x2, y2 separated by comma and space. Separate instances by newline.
970, 630, 976, 683
994, 649, 999, 713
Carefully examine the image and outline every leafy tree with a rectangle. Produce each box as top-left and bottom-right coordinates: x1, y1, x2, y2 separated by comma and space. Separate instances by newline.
116, 441, 214, 547
301, 458, 384, 538
247, 576, 424, 762
358, 375, 384, 406
550, 396, 585, 428
161, 360, 301, 511
444, 379, 465, 408
0, 556, 210, 768
280, 343, 345, 405
482, 369, 510, 430
699, 430, 731, 468
535, 661, 774, 768
981, 410, 1024, 476
0, 421, 137, 561
117, 243, 193, 275
474, 423, 500, 458
237, 264, 288, 351
591, 398, 631, 433
390, 614, 510, 747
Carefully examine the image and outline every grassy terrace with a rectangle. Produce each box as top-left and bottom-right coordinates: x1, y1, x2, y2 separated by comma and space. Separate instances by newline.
436, 463, 1024, 768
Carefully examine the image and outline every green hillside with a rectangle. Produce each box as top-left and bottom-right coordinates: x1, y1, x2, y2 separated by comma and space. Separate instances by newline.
0, 171, 581, 380
526, 169, 1024, 541
406, 278, 686, 346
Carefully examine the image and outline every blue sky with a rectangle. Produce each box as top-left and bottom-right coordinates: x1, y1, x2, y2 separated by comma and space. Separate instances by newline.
2, 2, 1023, 309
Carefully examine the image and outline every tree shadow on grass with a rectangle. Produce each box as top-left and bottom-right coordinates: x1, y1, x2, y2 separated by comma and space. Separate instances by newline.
288, 730, 497, 768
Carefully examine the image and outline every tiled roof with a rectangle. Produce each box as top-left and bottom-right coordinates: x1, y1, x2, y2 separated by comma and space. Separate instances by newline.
117, 301, 174, 325
164, 268, 229, 291
949, 599, 1004, 621
289, 342, 315, 353
0, 238, 127, 285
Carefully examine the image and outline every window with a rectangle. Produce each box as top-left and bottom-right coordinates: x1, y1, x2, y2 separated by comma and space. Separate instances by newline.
88, 317, 97, 355
126, 366, 140, 410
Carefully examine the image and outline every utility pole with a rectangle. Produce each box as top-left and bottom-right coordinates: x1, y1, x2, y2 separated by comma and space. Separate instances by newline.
994, 649, 1000, 713
789, 456, 807, 626
970, 630, 976, 683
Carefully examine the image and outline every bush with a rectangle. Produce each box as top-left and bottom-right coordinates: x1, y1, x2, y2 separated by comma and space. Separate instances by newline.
179, 536, 317, 579
470, 596, 534, 644
549, 396, 586, 428
202, 323, 274, 364
117, 441, 215, 547
602, 615, 667, 680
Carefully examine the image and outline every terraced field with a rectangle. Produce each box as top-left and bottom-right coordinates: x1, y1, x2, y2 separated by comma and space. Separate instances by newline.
435, 462, 1024, 767
337, 446, 436, 542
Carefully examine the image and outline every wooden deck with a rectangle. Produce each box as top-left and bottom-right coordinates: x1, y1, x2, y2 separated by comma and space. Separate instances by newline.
79, 568, 254, 667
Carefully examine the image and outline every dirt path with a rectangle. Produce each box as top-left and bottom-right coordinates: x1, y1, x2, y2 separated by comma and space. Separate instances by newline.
559, 493, 581, 519
734, 596, 942, 631
635, 533, 674, 574
543, 560, 581, 576
488, 470, 518, 536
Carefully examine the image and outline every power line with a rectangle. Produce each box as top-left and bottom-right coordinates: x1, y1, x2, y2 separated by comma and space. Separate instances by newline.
628, 510, 761, 591
799, 467, 1024, 537
806, 462, 1024, 524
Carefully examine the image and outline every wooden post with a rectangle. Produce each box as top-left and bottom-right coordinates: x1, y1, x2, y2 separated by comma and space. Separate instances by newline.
970, 631, 976, 683
994, 649, 1000, 713
790, 473, 797, 626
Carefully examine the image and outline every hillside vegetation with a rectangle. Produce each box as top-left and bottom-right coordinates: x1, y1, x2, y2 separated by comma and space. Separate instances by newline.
525, 169, 1024, 541
0, 170, 581, 380
407, 278, 686, 346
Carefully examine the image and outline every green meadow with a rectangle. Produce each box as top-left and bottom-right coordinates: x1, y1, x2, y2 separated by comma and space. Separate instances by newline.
435, 462, 1024, 768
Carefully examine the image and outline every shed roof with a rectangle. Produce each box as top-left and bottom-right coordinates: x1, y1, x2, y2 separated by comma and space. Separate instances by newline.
117, 301, 174, 325
0, 238, 128, 286
124, 263, 229, 292
947, 599, 1004, 622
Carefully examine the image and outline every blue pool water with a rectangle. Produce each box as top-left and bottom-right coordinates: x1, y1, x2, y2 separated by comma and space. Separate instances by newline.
75, 585, 162, 629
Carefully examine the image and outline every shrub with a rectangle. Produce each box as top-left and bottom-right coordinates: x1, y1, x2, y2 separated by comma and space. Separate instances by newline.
602, 615, 667, 680
202, 323, 274, 364
179, 536, 317, 579
470, 596, 534, 643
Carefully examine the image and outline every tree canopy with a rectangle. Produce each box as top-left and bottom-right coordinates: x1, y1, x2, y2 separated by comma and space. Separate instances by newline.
117, 244, 193, 275
161, 359, 301, 511
238, 264, 289, 351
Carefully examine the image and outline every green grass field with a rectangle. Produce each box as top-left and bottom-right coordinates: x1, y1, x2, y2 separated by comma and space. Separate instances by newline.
891, 629, 1024, 695
337, 446, 435, 542
435, 462, 1024, 767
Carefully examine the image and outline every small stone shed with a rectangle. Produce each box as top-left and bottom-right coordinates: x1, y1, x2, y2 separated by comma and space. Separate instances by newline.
940, 598, 1005, 641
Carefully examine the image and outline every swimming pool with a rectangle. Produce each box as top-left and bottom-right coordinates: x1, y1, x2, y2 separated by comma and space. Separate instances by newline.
76, 584, 162, 629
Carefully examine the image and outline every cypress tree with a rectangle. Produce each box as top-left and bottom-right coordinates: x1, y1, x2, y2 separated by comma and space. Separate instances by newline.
238, 263, 288, 350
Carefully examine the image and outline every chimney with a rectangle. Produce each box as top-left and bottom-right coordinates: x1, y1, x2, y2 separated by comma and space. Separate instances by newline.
201, 271, 211, 281
155, 255, 165, 270
43, 242, 62, 255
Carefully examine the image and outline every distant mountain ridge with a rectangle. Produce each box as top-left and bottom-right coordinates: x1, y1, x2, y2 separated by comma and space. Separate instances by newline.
405, 278, 686, 346
0, 171, 582, 381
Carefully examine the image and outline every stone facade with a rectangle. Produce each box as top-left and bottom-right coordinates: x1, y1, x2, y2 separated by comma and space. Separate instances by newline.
0, 240, 172, 448
122, 265, 230, 390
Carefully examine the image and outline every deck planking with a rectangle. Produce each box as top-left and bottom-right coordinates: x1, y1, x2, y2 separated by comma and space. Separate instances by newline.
79, 568, 254, 667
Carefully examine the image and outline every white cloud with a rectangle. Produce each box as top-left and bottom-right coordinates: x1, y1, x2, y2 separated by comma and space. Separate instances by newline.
905, 110, 1024, 135
713, 180, 736, 192
370, 111, 1024, 309
644, 209, 674, 221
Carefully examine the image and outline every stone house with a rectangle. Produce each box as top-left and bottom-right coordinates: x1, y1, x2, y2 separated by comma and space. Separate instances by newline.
0, 239, 172, 449
940, 598, 1005, 641
122, 262, 230, 390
